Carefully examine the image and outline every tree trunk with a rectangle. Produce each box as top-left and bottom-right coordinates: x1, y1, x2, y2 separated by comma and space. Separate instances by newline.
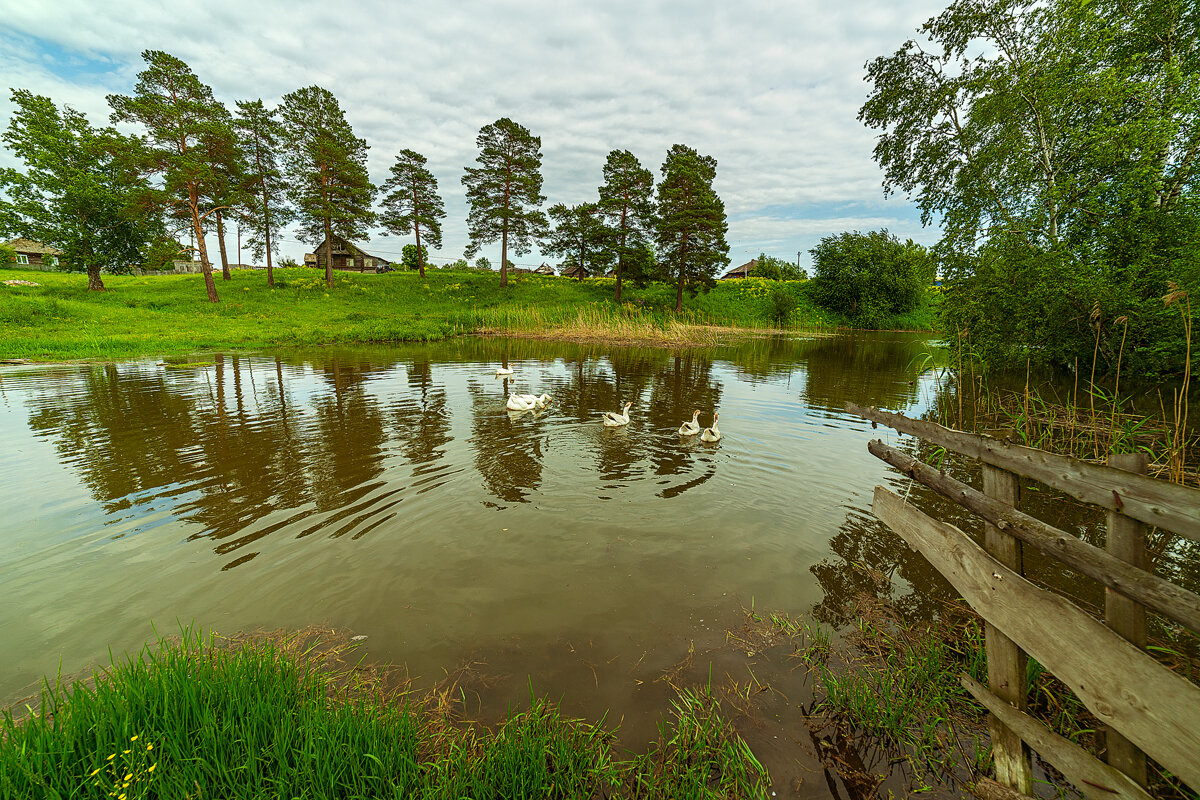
87, 266, 105, 292
324, 219, 334, 288
191, 191, 219, 303
216, 210, 231, 280
415, 224, 425, 279
413, 177, 426, 279
501, 224, 508, 289
264, 200, 274, 288
578, 240, 585, 281
675, 239, 687, 314
615, 206, 627, 303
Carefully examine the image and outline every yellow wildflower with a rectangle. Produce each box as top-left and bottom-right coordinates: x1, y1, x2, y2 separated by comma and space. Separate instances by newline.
107, 754, 116, 761
148, 764, 157, 773
130, 735, 138, 741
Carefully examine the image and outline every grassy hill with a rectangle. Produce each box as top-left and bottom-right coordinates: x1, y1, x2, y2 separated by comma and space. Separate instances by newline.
0, 267, 937, 361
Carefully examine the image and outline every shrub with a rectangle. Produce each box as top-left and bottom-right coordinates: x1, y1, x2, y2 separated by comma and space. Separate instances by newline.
810, 230, 930, 327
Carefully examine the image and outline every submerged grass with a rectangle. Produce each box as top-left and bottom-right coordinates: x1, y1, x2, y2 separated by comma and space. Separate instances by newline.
0, 628, 770, 799
0, 267, 937, 361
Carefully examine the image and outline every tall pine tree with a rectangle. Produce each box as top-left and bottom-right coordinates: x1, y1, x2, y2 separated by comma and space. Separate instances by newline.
654, 145, 729, 313
108, 50, 238, 302
278, 86, 374, 289
234, 99, 290, 287
598, 149, 654, 301
461, 118, 547, 288
379, 149, 445, 278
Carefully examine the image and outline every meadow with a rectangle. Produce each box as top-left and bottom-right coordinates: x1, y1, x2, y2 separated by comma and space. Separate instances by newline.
0, 266, 939, 361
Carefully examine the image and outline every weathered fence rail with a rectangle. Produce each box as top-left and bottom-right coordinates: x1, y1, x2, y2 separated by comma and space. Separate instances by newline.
846, 402, 1200, 798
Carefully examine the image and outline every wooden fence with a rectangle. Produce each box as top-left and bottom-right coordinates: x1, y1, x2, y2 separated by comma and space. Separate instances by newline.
845, 402, 1200, 800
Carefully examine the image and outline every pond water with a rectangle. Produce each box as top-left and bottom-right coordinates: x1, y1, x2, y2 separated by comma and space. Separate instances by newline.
4, 332, 1165, 794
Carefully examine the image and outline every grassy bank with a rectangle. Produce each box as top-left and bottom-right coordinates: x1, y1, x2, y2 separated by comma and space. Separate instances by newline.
0, 266, 937, 361
1, 629, 768, 799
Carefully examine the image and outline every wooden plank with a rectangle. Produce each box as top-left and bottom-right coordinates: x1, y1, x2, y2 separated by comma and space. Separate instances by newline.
960, 673, 1154, 800
981, 463, 1033, 794
1105, 452, 1148, 785
872, 486, 1200, 791
866, 440, 1200, 633
847, 402, 1200, 541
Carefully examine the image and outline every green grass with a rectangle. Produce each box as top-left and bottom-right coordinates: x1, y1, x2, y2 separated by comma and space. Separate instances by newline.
1, 630, 770, 799
0, 266, 935, 361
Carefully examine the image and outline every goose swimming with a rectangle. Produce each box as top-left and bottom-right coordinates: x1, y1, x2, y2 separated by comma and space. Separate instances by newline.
678, 409, 701, 436
700, 412, 721, 442
601, 401, 633, 427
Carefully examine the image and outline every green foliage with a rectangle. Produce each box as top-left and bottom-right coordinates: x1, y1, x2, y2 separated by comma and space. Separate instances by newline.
142, 238, 186, 270
0, 243, 15, 265
597, 149, 655, 300
1, 89, 157, 290
233, 99, 291, 280
380, 148, 444, 278
278, 86, 375, 288
461, 118, 548, 287
278, 256, 300, 268
810, 230, 927, 327
543, 202, 612, 279
0, 632, 768, 799
475, 256, 491, 270
768, 285, 799, 327
750, 253, 806, 281
861, 0, 1200, 376
401, 243, 428, 271
654, 144, 730, 312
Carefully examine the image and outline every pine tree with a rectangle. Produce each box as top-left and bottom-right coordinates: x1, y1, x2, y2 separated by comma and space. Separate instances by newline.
654, 145, 730, 313
543, 202, 611, 280
461, 118, 547, 288
379, 149, 445, 278
598, 149, 655, 301
234, 100, 291, 287
0, 90, 157, 291
278, 86, 374, 289
108, 50, 237, 302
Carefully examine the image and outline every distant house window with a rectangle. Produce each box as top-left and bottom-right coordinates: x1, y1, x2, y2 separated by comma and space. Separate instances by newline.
15, 254, 28, 264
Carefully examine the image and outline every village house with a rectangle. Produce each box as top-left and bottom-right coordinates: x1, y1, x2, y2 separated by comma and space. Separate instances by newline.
4, 237, 63, 269
304, 235, 390, 273
719, 259, 757, 280
534, 263, 555, 276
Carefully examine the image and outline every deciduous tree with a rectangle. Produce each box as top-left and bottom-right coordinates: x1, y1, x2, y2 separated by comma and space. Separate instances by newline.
860, 0, 1200, 374
108, 50, 237, 302
380, 149, 444, 278
809, 230, 926, 327
278, 86, 375, 289
654, 145, 729, 313
1, 89, 156, 291
461, 118, 547, 288
598, 149, 654, 301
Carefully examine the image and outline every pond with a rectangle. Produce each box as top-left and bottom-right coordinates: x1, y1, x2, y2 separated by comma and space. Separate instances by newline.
2, 331, 1151, 792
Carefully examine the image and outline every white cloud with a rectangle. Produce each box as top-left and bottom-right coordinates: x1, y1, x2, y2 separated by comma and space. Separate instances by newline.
0, 0, 947, 266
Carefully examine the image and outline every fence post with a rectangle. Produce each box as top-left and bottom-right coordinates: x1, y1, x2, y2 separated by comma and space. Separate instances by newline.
982, 464, 1034, 793
1104, 452, 1149, 786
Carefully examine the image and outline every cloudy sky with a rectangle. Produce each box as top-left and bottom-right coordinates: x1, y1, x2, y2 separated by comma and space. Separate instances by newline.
0, 0, 947, 270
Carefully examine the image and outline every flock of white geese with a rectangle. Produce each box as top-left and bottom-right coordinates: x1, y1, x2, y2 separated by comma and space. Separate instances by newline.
495, 366, 722, 441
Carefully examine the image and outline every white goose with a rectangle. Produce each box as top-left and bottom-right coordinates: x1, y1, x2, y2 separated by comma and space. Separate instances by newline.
506, 393, 537, 411
511, 393, 552, 408
678, 409, 701, 436
494, 366, 514, 376
700, 412, 721, 442
601, 401, 633, 427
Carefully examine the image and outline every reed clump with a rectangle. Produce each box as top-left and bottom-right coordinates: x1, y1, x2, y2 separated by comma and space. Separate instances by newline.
0, 628, 770, 799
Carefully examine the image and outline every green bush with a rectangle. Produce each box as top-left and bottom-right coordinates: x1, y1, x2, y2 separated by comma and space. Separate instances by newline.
810, 230, 930, 327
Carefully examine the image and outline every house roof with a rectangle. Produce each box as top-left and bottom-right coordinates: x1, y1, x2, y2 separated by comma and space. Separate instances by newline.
5, 237, 63, 256
534, 263, 555, 276
312, 235, 386, 262
720, 259, 757, 280
560, 263, 587, 277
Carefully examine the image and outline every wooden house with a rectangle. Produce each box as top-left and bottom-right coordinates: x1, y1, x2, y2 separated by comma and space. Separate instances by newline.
719, 259, 757, 280
534, 263, 555, 276
559, 263, 587, 279
304, 236, 390, 273
4, 237, 63, 269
